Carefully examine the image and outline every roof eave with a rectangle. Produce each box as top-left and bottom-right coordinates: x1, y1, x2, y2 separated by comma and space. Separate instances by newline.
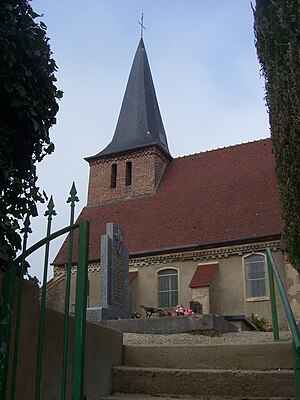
128, 232, 282, 259
84, 143, 173, 163
53, 232, 282, 267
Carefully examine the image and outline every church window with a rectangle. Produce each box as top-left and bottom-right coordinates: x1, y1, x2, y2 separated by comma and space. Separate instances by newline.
110, 163, 117, 188
244, 254, 267, 299
125, 161, 132, 186
157, 269, 178, 307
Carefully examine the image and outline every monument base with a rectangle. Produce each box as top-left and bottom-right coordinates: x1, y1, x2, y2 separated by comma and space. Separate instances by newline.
86, 306, 132, 322
96, 314, 238, 334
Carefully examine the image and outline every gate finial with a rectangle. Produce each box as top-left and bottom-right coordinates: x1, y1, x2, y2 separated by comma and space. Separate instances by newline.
67, 182, 79, 205
44, 196, 57, 219
20, 214, 32, 236
67, 182, 79, 225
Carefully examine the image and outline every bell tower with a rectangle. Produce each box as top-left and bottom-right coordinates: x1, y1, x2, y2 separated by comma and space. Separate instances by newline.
85, 38, 172, 205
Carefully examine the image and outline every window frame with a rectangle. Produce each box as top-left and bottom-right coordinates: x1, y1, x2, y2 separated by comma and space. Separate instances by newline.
157, 268, 179, 308
243, 253, 269, 302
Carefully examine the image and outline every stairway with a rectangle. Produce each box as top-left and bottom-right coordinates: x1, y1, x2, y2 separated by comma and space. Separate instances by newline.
107, 342, 296, 399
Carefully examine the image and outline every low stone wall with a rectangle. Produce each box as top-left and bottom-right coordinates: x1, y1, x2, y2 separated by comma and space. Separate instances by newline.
1, 274, 39, 400
98, 314, 238, 334
40, 308, 123, 399
1, 274, 123, 400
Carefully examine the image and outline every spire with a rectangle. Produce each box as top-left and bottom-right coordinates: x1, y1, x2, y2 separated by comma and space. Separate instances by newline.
90, 38, 171, 159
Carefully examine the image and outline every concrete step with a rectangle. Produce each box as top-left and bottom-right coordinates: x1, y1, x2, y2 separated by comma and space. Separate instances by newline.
112, 366, 295, 398
123, 342, 293, 370
105, 395, 294, 400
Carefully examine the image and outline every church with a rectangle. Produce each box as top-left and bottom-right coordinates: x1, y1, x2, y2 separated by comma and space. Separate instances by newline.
50, 38, 300, 327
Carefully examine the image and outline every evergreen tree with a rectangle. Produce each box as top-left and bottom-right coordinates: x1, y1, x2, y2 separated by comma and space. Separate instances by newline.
254, 0, 300, 272
0, 0, 62, 265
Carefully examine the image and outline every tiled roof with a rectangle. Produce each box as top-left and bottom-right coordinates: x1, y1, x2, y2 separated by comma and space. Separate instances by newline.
189, 263, 218, 288
54, 139, 282, 265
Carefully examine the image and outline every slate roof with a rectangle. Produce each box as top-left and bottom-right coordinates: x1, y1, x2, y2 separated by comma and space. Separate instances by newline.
54, 138, 282, 265
86, 38, 171, 161
189, 264, 218, 288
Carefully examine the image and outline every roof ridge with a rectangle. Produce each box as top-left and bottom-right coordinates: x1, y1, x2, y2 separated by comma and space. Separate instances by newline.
175, 137, 271, 160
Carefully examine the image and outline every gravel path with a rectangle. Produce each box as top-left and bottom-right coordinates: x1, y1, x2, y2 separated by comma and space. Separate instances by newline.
123, 330, 292, 346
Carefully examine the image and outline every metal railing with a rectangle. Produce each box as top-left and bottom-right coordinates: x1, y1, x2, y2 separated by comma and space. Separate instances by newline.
266, 247, 300, 399
0, 183, 89, 400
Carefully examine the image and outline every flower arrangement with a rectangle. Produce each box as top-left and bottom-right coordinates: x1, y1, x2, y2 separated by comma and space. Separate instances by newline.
175, 305, 194, 316
249, 313, 272, 331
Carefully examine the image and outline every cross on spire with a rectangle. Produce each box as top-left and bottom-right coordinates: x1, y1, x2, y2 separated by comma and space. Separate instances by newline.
138, 13, 146, 38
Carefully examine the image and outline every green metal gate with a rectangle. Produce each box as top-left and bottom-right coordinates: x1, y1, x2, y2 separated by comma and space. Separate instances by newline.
266, 247, 300, 400
0, 183, 89, 400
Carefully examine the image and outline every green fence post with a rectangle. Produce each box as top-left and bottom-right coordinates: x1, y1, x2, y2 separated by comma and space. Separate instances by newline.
72, 221, 89, 400
61, 183, 79, 400
0, 261, 17, 400
292, 341, 300, 400
35, 197, 56, 400
266, 247, 300, 399
10, 215, 32, 400
266, 248, 279, 340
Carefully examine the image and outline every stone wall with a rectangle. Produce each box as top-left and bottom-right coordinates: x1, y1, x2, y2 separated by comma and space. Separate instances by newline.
52, 242, 299, 328
209, 270, 220, 315
128, 245, 290, 327
40, 309, 123, 399
0, 273, 123, 399
285, 259, 300, 320
210, 249, 287, 327
0, 273, 39, 400
45, 274, 66, 313
190, 265, 219, 314
191, 286, 210, 313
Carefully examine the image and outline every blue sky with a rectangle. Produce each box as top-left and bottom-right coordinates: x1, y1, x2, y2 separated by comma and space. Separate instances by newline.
27, 0, 268, 280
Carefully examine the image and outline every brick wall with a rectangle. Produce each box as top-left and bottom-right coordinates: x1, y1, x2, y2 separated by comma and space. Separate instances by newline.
87, 146, 169, 205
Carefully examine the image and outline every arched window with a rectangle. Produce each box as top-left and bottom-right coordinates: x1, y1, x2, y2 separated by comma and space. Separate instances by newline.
157, 269, 178, 307
244, 254, 267, 299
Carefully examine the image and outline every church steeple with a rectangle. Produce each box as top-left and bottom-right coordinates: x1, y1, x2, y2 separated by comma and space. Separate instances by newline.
86, 38, 172, 205
89, 38, 171, 160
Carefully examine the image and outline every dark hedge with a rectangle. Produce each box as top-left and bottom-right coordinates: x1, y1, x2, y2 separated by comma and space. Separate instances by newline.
0, 0, 62, 265
254, 0, 300, 273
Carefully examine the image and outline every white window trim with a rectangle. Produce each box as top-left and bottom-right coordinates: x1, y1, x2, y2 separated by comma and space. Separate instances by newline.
243, 252, 269, 302
157, 267, 179, 308
246, 296, 269, 302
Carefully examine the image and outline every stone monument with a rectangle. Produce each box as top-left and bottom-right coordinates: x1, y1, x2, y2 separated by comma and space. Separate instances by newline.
86, 222, 131, 321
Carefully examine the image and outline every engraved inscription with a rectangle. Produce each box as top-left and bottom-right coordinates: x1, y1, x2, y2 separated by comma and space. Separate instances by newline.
113, 255, 123, 307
